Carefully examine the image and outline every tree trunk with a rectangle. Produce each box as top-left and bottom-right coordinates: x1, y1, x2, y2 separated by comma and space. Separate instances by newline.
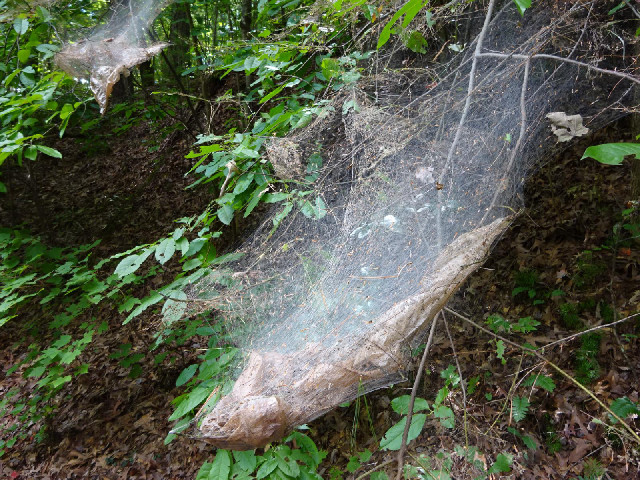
632, 42, 640, 201
240, 0, 252, 39
168, 1, 191, 77
109, 0, 133, 105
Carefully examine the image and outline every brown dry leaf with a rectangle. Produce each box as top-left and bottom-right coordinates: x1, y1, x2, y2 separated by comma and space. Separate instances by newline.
567, 437, 594, 464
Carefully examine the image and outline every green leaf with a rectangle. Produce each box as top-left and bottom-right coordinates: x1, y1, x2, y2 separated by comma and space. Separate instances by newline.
488, 453, 513, 474
256, 457, 278, 479
609, 1, 626, 15
233, 450, 258, 472
169, 387, 210, 420
18, 49, 31, 64
176, 237, 189, 255
495, 339, 506, 364
391, 395, 429, 415
371, 473, 389, 480
244, 187, 265, 218
377, 0, 428, 49
486, 314, 510, 333
405, 31, 427, 54
582, 143, 640, 165
321, 58, 341, 80
233, 173, 254, 194
511, 396, 529, 422
347, 456, 362, 473
217, 204, 235, 225
523, 374, 556, 392
610, 397, 640, 423
155, 237, 176, 265
271, 201, 293, 233
36, 145, 62, 158
380, 413, 426, 450
176, 364, 198, 387
162, 291, 187, 322
434, 405, 455, 428
512, 316, 540, 333
13, 18, 29, 35
264, 192, 290, 203
512, 0, 531, 16
115, 253, 146, 277
209, 450, 231, 479
259, 84, 286, 104
124, 291, 162, 324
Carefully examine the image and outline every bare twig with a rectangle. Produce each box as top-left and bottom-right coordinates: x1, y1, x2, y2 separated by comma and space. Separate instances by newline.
444, 307, 640, 445
624, 0, 640, 19
477, 52, 640, 85
442, 310, 468, 447
436, 0, 497, 250
480, 57, 530, 225
395, 312, 440, 480
355, 459, 394, 480
541, 311, 640, 349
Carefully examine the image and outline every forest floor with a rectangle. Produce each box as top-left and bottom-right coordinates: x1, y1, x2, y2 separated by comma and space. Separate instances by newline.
0, 113, 639, 479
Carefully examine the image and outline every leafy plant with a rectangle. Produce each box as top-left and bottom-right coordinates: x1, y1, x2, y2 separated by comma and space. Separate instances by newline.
195, 431, 326, 479
575, 333, 601, 385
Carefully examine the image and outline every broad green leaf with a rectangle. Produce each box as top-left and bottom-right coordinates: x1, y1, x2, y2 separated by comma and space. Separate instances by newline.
176, 237, 189, 255
264, 192, 290, 203
233, 173, 254, 194
124, 291, 162, 324
391, 395, 429, 415
434, 405, 455, 428
488, 453, 513, 474
259, 84, 286, 104
380, 413, 426, 450
244, 187, 266, 218
610, 397, 640, 423
371, 473, 389, 480
36, 145, 62, 158
256, 457, 278, 479
176, 364, 198, 386
405, 30, 427, 54
523, 374, 556, 392
18, 49, 31, 64
168, 386, 211, 420
512, 0, 531, 16
217, 204, 234, 225
13, 18, 29, 35
155, 237, 176, 265
512, 316, 540, 333
209, 450, 231, 480
162, 290, 187, 322
377, 0, 428, 49
24, 146, 38, 160
272, 202, 293, 233
115, 253, 146, 277
321, 58, 341, 80
511, 396, 529, 422
495, 339, 506, 363
233, 450, 258, 472
582, 143, 640, 165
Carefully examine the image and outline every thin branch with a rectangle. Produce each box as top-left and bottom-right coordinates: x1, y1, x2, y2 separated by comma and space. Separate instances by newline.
395, 312, 440, 480
480, 57, 530, 225
442, 310, 468, 447
443, 307, 640, 445
436, 0, 497, 250
355, 459, 394, 480
541, 311, 640, 349
624, 0, 640, 19
477, 52, 640, 85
